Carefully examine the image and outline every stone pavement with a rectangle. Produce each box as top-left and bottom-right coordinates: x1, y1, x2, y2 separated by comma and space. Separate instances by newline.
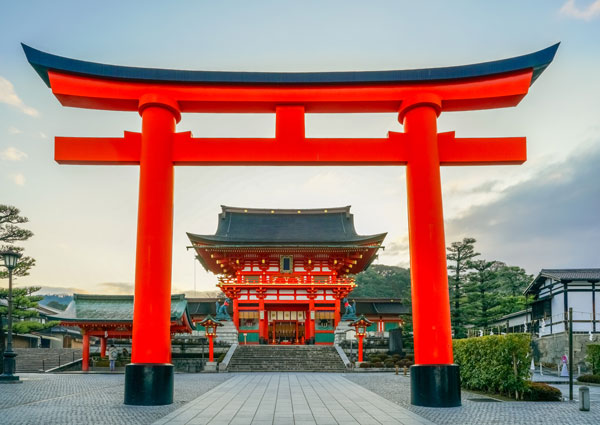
346, 372, 600, 425
0, 372, 231, 425
154, 373, 433, 425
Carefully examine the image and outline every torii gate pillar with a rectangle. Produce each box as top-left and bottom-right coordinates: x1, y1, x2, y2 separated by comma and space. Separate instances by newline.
402, 97, 459, 406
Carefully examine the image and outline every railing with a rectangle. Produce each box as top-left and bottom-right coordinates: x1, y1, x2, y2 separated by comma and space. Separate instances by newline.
41, 351, 79, 372
466, 310, 600, 338
218, 275, 356, 285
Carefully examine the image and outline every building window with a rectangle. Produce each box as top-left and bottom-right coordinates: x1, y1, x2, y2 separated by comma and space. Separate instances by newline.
280, 256, 293, 273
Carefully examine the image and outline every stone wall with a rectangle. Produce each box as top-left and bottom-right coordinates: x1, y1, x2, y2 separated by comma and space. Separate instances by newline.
532, 332, 600, 368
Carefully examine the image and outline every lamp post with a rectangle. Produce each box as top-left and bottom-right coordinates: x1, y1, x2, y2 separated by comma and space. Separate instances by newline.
0, 250, 22, 383
350, 315, 372, 365
198, 315, 222, 372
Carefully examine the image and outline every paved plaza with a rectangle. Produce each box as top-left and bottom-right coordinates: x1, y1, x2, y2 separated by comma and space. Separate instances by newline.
2, 372, 600, 424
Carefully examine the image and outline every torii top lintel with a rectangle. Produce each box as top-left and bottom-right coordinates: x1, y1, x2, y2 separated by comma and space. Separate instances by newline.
23, 43, 558, 114
23, 44, 558, 166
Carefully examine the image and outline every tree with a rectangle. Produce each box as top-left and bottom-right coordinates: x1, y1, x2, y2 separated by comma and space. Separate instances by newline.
0, 205, 35, 279
488, 265, 533, 320
446, 238, 479, 339
353, 264, 411, 300
463, 259, 505, 328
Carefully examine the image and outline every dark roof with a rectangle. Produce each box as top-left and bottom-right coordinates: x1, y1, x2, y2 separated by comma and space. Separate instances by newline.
188, 206, 386, 246
52, 294, 191, 324
187, 299, 233, 316
525, 269, 600, 295
23, 43, 558, 88
353, 299, 410, 316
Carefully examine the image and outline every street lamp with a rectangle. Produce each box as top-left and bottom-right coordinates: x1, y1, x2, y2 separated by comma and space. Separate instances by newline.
350, 315, 372, 364
198, 315, 222, 372
0, 250, 22, 383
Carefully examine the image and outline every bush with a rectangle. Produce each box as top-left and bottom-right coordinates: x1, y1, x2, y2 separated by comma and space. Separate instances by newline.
399, 359, 413, 367
359, 362, 371, 368
453, 334, 531, 399
373, 361, 384, 368
578, 374, 600, 384
586, 345, 600, 375
216, 353, 226, 363
384, 360, 395, 368
523, 382, 562, 401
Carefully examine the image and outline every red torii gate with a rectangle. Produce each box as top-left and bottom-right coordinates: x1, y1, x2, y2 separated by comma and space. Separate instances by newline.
24, 43, 557, 407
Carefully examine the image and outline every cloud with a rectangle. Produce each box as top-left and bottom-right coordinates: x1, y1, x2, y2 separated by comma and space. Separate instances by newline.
8, 126, 21, 134
560, 0, 600, 20
1, 147, 28, 161
98, 282, 135, 295
0, 76, 39, 117
31, 286, 88, 295
10, 173, 25, 186
446, 142, 600, 273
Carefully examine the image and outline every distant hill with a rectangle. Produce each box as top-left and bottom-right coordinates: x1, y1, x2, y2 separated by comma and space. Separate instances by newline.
353, 264, 411, 302
39, 295, 73, 311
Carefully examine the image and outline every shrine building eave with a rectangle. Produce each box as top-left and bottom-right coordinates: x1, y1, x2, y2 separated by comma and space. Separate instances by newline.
23, 43, 558, 88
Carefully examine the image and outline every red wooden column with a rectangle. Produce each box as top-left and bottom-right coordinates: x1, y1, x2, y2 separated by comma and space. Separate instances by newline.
125, 95, 180, 405
258, 298, 265, 344
100, 336, 107, 358
358, 334, 365, 362
401, 95, 460, 406
334, 298, 341, 327
82, 332, 90, 372
208, 335, 214, 362
233, 298, 240, 330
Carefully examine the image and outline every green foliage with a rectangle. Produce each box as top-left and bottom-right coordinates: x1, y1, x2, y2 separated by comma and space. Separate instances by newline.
447, 238, 479, 339
463, 260, 505, 328
577, 374, 600, 384
586, 344, 600, 375
0, 287, 57, 335
353, 265, 410, 299
453, 334, 531, 399
0, 205, 35, 278
523, 382, 562, 401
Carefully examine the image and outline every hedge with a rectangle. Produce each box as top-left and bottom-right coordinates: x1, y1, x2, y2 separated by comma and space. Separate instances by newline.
453, 334, 531, 399
523, 382, 562, 401
586, 344, 600, 375
578, 374, 600, 384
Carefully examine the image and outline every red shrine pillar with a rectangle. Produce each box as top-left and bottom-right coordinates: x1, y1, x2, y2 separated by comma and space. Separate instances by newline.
82, 331, 90, 372
259, 298, 266, 344
125, 95, 180, 406
208, 335, 215, 362
233, 298, 240, 331
357, 334, 365, 362
100, 336, 107, 358
401, 95, 460, 407
334, 297, 341, 327
308, 300, 315, 344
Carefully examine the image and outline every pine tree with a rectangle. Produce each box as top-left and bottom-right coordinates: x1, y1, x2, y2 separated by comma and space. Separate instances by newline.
446, 238, 479, 338
464, 259, 504, 329
0, 205, 35, 279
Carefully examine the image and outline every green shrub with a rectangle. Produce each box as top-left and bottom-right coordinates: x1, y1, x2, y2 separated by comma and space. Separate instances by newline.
373, 361, 384, 368
359, 362, 371, 368
586, 345, 600, 375
384, 360, 395, 368
453, 334, 531, 399
216, 353, 226, 363
578, 374, 600, 384
523, 382, 562, 401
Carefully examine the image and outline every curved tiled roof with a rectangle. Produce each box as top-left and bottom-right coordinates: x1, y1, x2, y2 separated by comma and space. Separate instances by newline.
188, 206, 386, 246
525, 268, 600, 295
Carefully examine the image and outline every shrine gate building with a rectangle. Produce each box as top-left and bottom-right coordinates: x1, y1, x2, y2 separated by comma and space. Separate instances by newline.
188, 206, 386, 345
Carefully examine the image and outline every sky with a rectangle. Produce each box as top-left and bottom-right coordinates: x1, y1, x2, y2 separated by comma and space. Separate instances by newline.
0, 1, 599, 296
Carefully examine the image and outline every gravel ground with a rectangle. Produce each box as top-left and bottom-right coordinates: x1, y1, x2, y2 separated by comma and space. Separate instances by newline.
0, 372, 232, 425
344, 372, 600, 425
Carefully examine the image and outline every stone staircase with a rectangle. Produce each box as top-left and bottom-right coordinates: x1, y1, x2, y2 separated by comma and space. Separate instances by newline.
12, 348, 82, 372
227, 345, 347, 372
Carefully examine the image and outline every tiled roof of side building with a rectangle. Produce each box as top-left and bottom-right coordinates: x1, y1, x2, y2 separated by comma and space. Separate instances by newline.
525, 268, 600, 295
188, 206, 386, 246
52, 294, 190, 323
